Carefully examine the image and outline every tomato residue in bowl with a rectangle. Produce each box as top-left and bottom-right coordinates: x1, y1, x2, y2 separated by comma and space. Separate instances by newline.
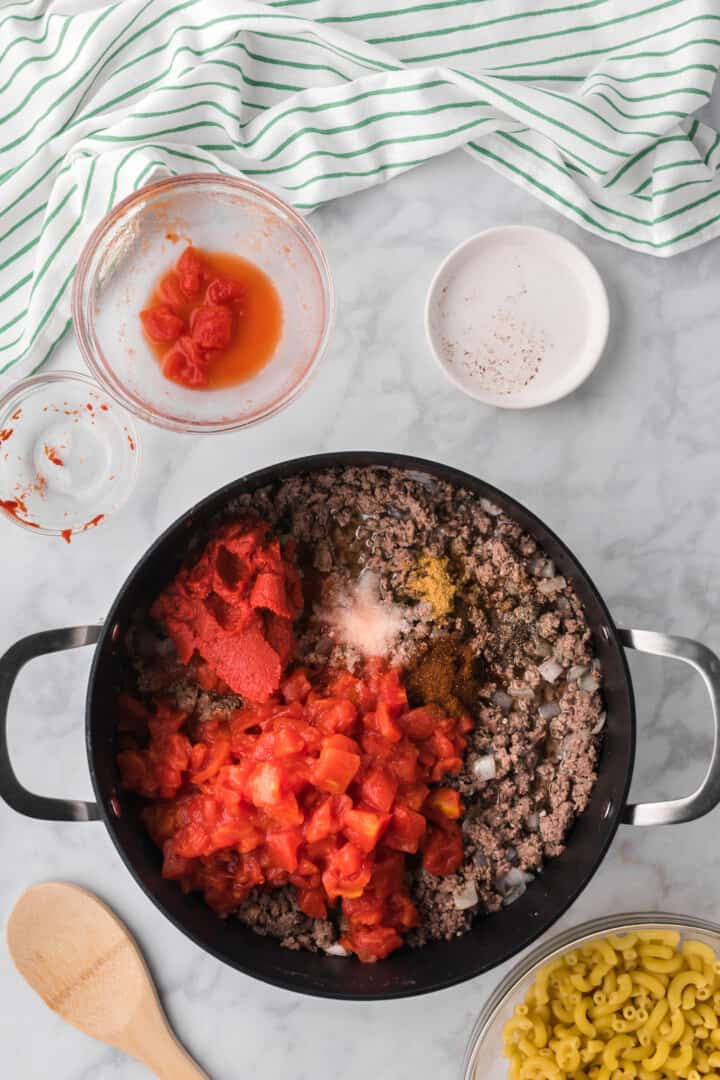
141, 245, 283, 390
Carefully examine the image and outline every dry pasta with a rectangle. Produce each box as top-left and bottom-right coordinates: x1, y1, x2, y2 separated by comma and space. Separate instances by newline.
502, 930, 720, 1080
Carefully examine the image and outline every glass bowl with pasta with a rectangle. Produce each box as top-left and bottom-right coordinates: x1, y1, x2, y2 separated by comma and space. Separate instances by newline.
464, 914, 720, 1080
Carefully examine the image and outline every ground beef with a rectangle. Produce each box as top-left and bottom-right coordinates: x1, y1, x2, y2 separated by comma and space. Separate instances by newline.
127, 466, 604, 954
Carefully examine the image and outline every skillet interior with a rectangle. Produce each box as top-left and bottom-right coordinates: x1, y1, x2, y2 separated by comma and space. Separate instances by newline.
88, 452, 635, 999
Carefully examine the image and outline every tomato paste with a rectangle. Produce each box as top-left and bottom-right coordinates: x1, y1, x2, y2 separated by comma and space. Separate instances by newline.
151, 520, 303, 702
140, 245, 282, 390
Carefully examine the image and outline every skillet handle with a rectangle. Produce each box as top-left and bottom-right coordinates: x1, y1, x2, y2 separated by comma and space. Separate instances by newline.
620, 628, 720, 826
0, 626, 103, 821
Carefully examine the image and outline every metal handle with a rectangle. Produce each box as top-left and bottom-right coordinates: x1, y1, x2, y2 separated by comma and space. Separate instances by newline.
0, 626, 103, 821
620, 628, 720, 826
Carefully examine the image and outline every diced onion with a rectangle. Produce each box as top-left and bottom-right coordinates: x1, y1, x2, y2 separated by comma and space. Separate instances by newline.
538, 702, 561, 721
453, 881, 479, 910
538, 576, 567, 595
592, 711, 607, 735
509, 686, 535, 700
526, 812, 539, 831
579, 674, 598, 693
492, 691, 513, 713
542, 560, 555, 578
325, 944, 350, 957
480, 498, 503, 516
538, 659, 563, 684
567, 664, 589, 681
473, 755, 496, 781
497, 868, 535, 905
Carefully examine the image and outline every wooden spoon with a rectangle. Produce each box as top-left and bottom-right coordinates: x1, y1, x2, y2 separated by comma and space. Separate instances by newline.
6, 882, 209, 1080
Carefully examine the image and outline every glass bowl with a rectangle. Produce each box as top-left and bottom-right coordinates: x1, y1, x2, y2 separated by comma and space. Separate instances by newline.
72, 175, 334, 433
0, 371, 139, 539
464, 913, 720, 1080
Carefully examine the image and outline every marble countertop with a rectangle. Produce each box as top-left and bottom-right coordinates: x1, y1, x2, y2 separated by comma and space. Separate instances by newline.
3, 129, 720, 1080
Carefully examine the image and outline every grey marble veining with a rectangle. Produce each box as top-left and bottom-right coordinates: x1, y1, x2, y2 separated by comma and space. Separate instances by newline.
3, 123, 720, 1079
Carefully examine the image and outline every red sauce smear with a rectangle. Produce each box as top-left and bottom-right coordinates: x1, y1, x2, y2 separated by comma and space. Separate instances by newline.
82, 514, 105, 531
0, 428, 13, 443
0, 497, 40, 528
120, 519, 471, 963
140, 245, 282, 390
61, 528, 72, 544
10, 408, 21, 421
44, 444, 64, 467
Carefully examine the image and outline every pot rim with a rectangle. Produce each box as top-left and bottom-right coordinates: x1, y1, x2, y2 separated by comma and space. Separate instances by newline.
85, 451, 635, 999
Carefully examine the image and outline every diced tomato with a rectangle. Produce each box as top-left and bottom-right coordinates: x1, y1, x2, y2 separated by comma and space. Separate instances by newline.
343, 806, 390, 854
177, 246, 205, 298
313, 745, 361, 794
370, 852, 405, 899
360, 767, 397, 814
387, 741, 419, 784
424, 787, 463, 824
162, 335, 209, 387
323, 733, 361, 754
378, 669, 408, 714
387, 891, 419, 930
397, 782, 430, 812
383, 806, 426, 854
157, 271, 186, 309
266, 828, 303, 872
401, 705, 443, 741
373, 700, 402, 743
247, 761, 283, 807
345, 925, 402, 963
140, 304, 185, 344
266, 792, 303, 827
343, 893, 385, 926
281, 668, 312, 704
297, 887, 327, 919
205, 276, 246, 306
422, 823, 464, 876
191, 735, 231, 784
190, 302, 233, 351
305, 793, 351, 844
307, 697, 358, 736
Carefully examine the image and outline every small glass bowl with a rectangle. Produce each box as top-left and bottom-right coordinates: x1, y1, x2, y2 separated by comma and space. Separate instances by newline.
463, 912, 720, 1080
72, 175, 335, 433
0, 371, 139, 539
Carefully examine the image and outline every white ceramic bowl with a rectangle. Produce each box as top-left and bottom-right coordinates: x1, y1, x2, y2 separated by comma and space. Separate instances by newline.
426, 226, 609, 409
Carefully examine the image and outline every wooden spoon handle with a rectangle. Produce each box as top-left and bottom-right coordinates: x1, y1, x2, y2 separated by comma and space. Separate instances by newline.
141, 1032, 211, 1080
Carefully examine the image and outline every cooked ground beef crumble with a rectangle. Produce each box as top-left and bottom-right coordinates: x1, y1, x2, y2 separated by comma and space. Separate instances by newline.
127, 466, 604, 953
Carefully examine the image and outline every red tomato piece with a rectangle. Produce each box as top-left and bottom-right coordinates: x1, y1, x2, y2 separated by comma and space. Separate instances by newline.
424, 787, 463, 824
374, 700, 402, 743
343, 893, 385, 926
281, 668, 312, 704
140, 304, 185, 344
247, 761, 283, 808
401, 705, 444, 741
157, 271, 186, 309
343, 806, 391, 854
162, 335, 209, 387
206, 277, 246, 305
313, 745, 361, 794
266, 792, 303, 827
383, 806, 427, 854
190, 303, 233, 351
266, 828, 303, 872
370, 852, 405, 899
345, 925, 402, 963
305, 793, 351, 844
378, 669, 408, 714
387, 891, 419, 930
307, 697, 358, 736
360, 767, 397, 814
297, 887, 328, 919
176, 246, 205, 298
422, 823, 464, 876
387, 741, 419, 784
191, 736, 231, 784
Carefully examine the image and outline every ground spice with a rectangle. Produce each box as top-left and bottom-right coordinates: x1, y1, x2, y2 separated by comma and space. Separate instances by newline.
406, 553, 457, 617
404, 636, 484, 716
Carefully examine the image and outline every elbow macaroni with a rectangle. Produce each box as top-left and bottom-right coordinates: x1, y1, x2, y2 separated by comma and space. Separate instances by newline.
502, 931, 720, 1080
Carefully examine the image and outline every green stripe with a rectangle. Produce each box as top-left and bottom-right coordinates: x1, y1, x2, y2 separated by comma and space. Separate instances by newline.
467, 140, 720, 249
0, 264, 73, 374
587, 90, 685, 120
318, 0, 575, 23
631, 158, 707, 195
607, 134, 687, 187
30, 317, 72, 377
387, 0, 691, 60
485, 15, 720, 74
524, 82, 662, 140
244, 114, 491, 176
241, 80, 448, 149
284, 156, 429, 190
703, 131, 720, 165
0, 16, 72, 115
368, 0, 614, 44
0, 12, 65, 69
28, 158, 96, 302
261, 100, 488, 163
0, 309, 26, 339
0, 181, 76, 274
461, 71, 626, 161
253, 29, 397, 74
603, 35, 720, 62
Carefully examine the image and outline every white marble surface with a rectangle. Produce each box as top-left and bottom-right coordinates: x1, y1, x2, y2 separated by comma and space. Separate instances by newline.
3, 126, 720, 1080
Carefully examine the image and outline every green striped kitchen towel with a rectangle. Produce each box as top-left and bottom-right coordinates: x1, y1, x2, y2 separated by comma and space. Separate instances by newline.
1, 0, 720, 382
